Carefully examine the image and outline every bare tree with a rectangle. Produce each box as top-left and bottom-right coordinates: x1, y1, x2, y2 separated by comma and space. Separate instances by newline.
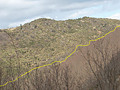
80, 37, 120, 90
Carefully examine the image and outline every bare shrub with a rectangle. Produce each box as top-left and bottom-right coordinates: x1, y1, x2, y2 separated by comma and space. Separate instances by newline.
81, 38, 120, 90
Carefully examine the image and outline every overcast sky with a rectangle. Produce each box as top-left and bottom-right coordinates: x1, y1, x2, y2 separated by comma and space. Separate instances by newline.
0, 0, 120, 29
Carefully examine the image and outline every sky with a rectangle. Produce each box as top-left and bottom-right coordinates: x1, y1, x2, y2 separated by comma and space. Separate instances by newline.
0, 0, 120, 29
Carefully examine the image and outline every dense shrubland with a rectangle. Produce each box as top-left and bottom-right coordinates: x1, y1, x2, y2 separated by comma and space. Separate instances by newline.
0, 17, 120, 89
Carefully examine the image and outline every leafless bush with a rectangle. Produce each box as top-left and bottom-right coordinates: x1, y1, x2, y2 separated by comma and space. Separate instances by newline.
26, 63, 79, 90
81, 38, 120, 90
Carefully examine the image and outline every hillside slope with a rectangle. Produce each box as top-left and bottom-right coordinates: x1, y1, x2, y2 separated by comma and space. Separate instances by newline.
61, 27, 120, 89
0, 17, 120, 82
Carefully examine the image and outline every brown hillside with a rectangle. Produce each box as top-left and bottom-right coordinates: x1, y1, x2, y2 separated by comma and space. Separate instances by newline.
61, 27, 120, 89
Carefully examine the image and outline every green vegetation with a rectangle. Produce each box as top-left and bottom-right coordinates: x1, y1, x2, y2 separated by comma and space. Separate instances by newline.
0, 17, 120, 88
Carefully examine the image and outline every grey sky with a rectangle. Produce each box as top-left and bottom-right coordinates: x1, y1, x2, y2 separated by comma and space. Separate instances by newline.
0, 0, 120, 29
